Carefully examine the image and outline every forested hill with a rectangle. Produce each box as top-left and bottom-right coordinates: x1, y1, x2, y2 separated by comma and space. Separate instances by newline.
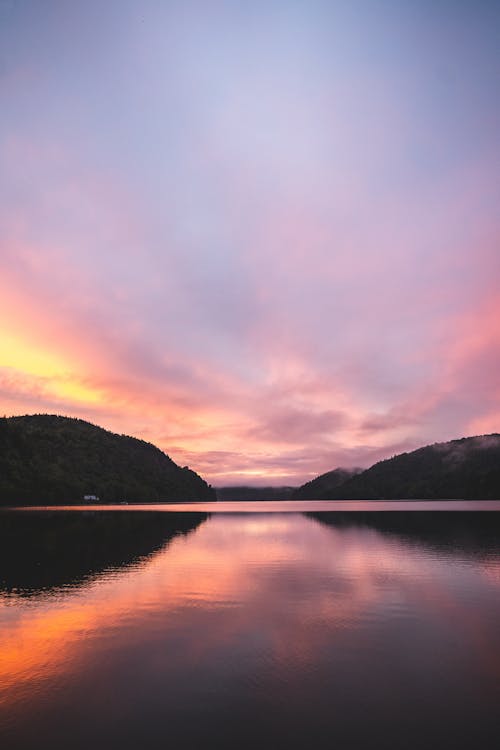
0, 415, 215, 505
294, 435, 500, 500
292, 468, 360, 500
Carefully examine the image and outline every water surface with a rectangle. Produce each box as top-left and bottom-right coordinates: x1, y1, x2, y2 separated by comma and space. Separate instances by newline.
10, 499, 500, 512
1, 506, 499, 749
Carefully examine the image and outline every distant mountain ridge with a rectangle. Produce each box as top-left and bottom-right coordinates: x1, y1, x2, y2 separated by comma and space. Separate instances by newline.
293, 435, 500, 500
0, 414, 215, 505
216, 486, 295, 501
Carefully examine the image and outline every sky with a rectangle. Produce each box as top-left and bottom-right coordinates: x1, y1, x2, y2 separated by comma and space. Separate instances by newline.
0, 0, 499, 486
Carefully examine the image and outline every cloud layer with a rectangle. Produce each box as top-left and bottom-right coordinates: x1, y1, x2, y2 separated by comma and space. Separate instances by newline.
0, 1, 499, 484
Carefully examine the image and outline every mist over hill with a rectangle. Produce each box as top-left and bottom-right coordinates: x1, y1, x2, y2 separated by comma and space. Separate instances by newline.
294, 435, 500, 500
0, 415, 215, 505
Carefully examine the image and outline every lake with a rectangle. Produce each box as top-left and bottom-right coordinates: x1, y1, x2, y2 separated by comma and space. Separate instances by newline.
1, 502, 500, 749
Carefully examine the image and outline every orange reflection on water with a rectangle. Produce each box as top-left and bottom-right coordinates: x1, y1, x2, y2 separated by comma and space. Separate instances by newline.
1, 513, 500, 722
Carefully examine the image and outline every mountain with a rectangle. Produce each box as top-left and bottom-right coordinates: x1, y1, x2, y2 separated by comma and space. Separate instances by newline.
292, 468, 360, 500
0, 414, 215, 505
294, 435, 500, 500
216, 486, 296, 501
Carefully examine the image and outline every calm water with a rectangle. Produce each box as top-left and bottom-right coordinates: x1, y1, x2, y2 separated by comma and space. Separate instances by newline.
1, 504, 500, 749
12, 499, 500, 512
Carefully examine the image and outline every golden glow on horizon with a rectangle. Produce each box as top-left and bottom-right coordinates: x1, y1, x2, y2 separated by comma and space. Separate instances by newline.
0, 326, 102, 405
0, 286, 498, 485
0, 327, 65, 378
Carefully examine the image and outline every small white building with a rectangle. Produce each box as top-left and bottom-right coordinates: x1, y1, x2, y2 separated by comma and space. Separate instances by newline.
83, 494, 99, 502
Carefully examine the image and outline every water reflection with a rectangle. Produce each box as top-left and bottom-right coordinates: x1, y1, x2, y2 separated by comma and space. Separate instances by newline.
308, 510, 500, 557
0, 510, 208, 595
1, 512, 500, 749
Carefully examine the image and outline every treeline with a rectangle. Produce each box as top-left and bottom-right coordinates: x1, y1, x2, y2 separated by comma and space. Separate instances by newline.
216, 486, 295, 501
0, 415, 215, 505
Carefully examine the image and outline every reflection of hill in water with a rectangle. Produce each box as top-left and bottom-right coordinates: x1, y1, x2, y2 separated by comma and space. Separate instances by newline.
307, 511, 500, 557
0, 510, 208, 596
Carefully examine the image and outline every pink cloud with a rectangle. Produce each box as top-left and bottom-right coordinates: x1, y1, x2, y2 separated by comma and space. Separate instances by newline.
1, 4, 498, 487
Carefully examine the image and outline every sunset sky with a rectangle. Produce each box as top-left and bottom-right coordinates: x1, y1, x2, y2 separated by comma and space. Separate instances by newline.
1, 0, 499, 486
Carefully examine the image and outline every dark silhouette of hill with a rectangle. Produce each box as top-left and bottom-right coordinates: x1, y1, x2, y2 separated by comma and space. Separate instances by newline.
307, 510, 500, 557
295, 435, 500, 500
216, 486, 295, 501
292, 468, 360, 500
0, 510, 208, 595
0, 414, 215, 505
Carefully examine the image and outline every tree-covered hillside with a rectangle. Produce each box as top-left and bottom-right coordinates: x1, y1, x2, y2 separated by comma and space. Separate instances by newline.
0, 415, 215, 505
292, 468, 360, 500
294, 435, 500, 500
